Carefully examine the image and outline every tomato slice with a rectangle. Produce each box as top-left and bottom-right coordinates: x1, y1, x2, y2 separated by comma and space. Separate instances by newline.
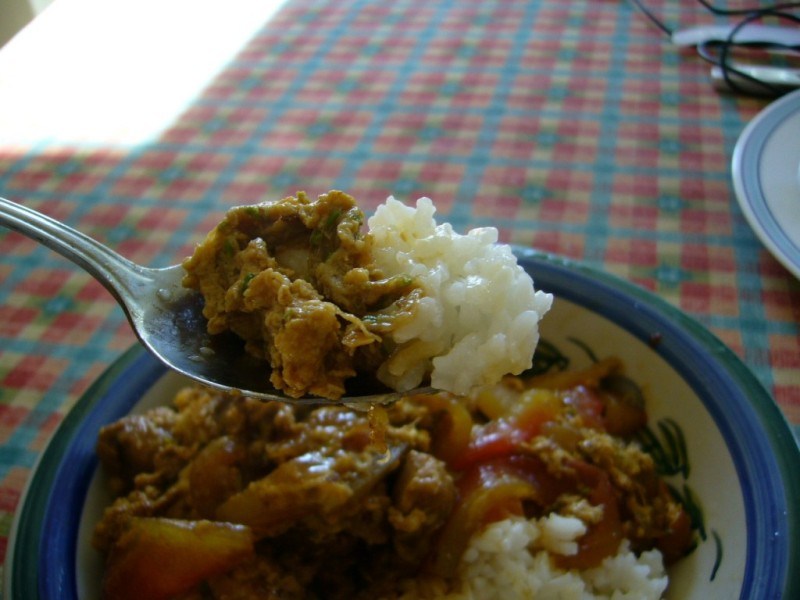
657, 502, 695, 565
433, 453, 594, 575
412, 393, 473, 465
451, 392, 562, 471
562, 385, 606, 430
437, 453, 627, 575
555, 460, 624, 570
431, 456, 558, 576
449, 420, 522, 471
438, 381, 646, 573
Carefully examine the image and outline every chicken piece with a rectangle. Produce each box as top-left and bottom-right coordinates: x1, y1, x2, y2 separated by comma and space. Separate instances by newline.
95, 409, 177, 495
216, 444, 406, 539
389, 450, 456, 562
181, 190, 419, 400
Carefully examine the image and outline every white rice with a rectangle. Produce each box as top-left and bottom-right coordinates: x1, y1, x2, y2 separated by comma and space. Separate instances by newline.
388, 515, 668, 600
367, 199, 664, 597
368, 196, 553, 395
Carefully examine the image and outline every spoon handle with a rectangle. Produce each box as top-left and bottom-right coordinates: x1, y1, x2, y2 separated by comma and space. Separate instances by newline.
0, 196, 154, 310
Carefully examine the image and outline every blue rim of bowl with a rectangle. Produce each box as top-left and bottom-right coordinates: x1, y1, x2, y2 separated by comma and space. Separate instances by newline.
6, 249, 799, 599
5, 344, 157, 600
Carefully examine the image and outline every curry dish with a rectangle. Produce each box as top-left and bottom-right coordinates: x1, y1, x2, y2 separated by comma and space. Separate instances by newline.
93, 358, 694, 599
182, 190, 420, 400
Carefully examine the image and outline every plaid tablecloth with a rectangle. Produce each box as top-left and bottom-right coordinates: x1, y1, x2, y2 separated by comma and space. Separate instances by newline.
1, 0, 798, 578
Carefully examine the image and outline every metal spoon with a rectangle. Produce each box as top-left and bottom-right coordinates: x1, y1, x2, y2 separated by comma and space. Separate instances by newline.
0, 196, 432, 405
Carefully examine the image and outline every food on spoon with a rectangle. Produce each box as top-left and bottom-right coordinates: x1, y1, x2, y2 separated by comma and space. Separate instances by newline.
182, 190, 552, 399
93, 358, 695, 599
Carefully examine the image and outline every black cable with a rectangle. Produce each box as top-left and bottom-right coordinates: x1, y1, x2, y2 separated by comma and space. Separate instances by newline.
629, 0, 800, 37
628, 0, 800, 96
628, 0, 674, 36
716, 9, 800, 94
694, 0, 800, 17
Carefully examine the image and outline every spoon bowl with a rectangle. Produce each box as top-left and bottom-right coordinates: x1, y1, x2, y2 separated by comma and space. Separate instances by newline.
0, 197, 431, 405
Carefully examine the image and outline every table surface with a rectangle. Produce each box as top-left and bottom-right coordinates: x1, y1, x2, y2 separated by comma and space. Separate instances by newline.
0, 0, 798, 580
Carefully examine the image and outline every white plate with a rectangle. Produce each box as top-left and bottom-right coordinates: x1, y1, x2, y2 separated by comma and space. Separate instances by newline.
732, 88, 800, 279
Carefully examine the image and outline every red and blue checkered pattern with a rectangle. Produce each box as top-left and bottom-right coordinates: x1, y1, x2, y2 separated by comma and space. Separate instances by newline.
1, 0, 798, 572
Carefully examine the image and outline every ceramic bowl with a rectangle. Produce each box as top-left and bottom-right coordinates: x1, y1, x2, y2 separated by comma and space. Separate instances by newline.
5, 249, 799, 599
